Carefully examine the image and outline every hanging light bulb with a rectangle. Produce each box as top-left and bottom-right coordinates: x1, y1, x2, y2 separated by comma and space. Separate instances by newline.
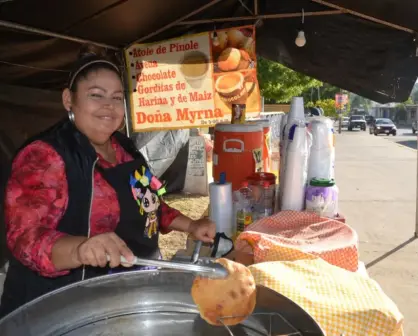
295, 8, 306, 48
212, 31, 219, 47
295, 31, 306, 47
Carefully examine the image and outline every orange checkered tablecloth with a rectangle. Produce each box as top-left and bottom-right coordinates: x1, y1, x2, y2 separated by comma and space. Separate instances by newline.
234, 211, 404, 336
235, 210, 359, 271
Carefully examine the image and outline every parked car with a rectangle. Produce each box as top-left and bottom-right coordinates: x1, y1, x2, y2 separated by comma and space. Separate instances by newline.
369, 118, 397, 136
341, 117, 349, 128
348, 115, 366, 131
412, 120, 417, 134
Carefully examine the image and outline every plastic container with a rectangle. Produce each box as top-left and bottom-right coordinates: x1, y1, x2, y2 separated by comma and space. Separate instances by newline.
247, 172, 276, 218
262, 181, 274, 217
234, 181, 254, 239
213, 123, 263, 190
305, 178, 339, 218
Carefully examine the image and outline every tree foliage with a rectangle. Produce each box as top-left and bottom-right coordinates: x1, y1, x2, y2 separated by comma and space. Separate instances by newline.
306, 99, 340, 118
257, 57, 321, 103
302, 83, 341, 103
350, 94, 372, 112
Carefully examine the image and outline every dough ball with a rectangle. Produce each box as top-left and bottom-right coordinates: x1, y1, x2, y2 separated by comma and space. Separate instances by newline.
237, 50, 251, 70
217, 47, 241, 72
227, 29, 246, 48
191, 258, 257, 326
212, 31, 228, 54
242, 37, 256, 59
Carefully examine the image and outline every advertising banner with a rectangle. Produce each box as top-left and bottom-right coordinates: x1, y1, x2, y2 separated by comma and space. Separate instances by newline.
125, 25, 261, 132
335, 93, 349, 109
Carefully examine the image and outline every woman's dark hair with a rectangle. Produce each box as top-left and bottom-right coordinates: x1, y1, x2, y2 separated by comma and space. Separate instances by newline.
68, 44, 122, 92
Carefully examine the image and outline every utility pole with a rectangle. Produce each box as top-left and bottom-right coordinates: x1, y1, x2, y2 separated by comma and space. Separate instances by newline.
338, 107, 342, 134
336, 89, 347, 134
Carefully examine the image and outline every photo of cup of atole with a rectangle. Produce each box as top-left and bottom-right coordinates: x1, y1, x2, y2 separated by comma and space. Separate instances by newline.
180, 51, 210, 88
214, 71, 256, 105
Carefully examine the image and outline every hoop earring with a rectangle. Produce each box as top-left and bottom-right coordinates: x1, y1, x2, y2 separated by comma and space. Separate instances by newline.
118, 117, 126, 132
68, 110, 75, 123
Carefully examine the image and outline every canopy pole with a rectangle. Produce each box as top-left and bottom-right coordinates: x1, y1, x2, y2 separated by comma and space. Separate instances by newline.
131, 0, 223, 44
177, 10, 343, 25
311, 0, 415, 34
416, 137, 418, 238
254, 0, 259, 15
0, 19, 119, 50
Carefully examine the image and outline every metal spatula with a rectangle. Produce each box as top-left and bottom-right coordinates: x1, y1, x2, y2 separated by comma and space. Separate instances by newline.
191, 240, 203, 264
107, 254, 229, 279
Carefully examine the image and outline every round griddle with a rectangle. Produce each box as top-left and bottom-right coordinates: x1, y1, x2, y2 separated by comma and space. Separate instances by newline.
0, 270, 325, 335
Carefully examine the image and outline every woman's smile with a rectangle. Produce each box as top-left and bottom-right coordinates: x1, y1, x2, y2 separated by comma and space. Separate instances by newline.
97, 115, 115, 121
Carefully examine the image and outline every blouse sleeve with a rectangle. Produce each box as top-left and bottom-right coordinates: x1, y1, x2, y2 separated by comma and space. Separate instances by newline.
4, 140, 70, 277
159, 201, 181, 234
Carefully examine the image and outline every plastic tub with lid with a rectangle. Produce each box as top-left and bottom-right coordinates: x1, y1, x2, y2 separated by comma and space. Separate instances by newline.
305, 178, 339, 218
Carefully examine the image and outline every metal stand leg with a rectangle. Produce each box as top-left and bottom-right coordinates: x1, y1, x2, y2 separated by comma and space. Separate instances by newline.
415, 133, 418, 237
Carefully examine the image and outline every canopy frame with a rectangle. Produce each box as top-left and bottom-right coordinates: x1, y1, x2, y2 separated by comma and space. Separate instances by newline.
311, 0, 414, 34
0, 19, 119, 50
177, 10, 344, 25
0, 0, 415, 51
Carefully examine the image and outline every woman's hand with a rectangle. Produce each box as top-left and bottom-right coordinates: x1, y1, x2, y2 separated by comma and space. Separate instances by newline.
76, 232, 134, 268
189, 218, 217, 244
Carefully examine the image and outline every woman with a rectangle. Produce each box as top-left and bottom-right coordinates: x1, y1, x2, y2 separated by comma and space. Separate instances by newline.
0, 46, 216, 317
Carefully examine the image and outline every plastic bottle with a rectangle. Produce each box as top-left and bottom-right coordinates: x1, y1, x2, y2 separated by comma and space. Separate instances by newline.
235, 181, 254, 239
262, 181, 274, 217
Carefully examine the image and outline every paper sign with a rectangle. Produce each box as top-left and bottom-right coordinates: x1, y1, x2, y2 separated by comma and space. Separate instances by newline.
183, 136, 208, 195
252, 148, 263, 172
125, 26, 261, 132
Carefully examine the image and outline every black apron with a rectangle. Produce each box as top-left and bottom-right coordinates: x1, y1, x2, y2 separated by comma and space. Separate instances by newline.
0, 158, 163, 319
95, 158, 163, 272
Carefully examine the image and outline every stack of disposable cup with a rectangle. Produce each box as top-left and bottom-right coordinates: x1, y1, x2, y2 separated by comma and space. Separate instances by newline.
280, 113, 288, 139
279, 97, 305, 208
307, 118, 335, 181
287, 97, 305, 123
280, 97, 305, 175
280, 122, 310, 211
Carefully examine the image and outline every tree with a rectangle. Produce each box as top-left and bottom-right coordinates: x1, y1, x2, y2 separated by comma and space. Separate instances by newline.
350, 94, 371, 112
257, 57, 321, 103
302, 83, 341, 103
306, 99, 341, 118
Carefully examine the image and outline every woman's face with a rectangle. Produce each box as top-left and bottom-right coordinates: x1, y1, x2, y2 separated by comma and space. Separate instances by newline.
62, 68, 125, 145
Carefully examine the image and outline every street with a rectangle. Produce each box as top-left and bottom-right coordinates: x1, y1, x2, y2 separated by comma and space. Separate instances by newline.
338, 124, 417, 150
384, 126, 417, 150
335, 128, 418, 335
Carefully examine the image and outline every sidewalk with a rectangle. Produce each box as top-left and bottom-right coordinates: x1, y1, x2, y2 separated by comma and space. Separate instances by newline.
335, 131, 418, 335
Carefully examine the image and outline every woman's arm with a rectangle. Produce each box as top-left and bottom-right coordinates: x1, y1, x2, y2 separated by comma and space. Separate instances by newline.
166, 213, 193, 232
4, 141, 82, 277
159, 201, 184, 234
51, 236, 87, 270
159, 203, 215, 243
